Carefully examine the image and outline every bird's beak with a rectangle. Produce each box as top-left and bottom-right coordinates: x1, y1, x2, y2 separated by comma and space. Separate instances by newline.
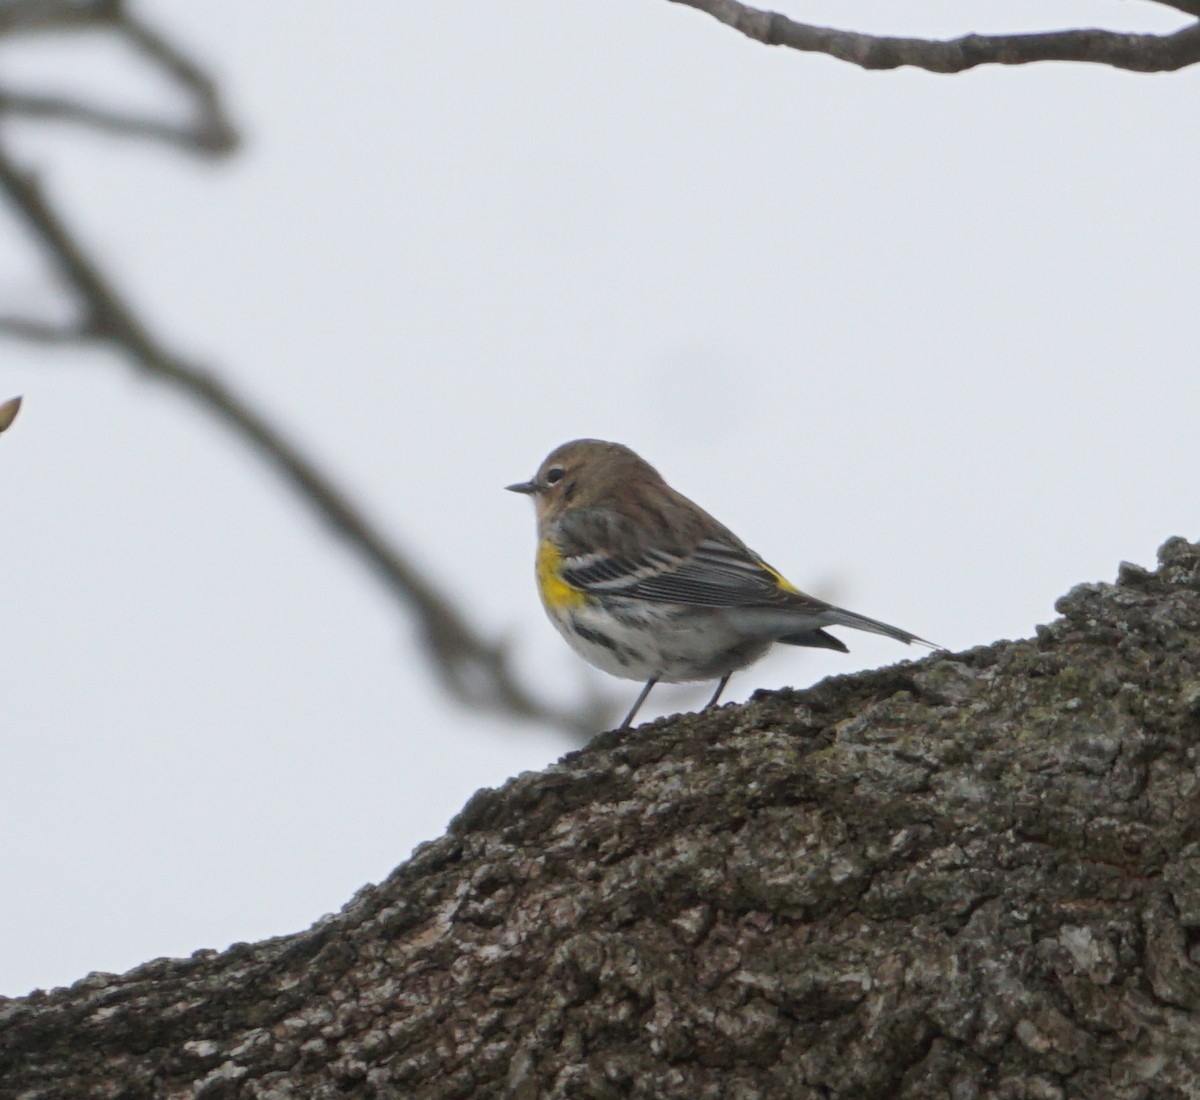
505, 480, 537, 495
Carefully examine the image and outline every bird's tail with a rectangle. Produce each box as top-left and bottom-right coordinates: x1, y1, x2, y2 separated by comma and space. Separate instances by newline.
729, 600, 938, 651
818, 605, 938, 648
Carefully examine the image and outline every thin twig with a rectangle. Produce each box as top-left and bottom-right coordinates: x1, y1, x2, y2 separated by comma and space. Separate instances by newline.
0, 146, 608, 736
0, 0, 119, 38
665, 0, 1200, 72
0, 89, 223, 152
0, 1, 235, 154
0, 315, 86, 343
118, 6, 237, 153
0, 4, 606, 732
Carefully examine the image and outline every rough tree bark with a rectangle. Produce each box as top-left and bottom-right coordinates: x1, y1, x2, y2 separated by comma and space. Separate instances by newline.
3, 538, 1200, 1099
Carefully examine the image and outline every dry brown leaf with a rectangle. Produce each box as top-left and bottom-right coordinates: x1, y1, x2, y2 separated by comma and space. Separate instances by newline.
0, 395, 22, 434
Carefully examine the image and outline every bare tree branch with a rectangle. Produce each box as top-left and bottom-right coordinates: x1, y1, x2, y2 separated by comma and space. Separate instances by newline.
0, 4, 608, 734
0, 1, 235, 154
666, 0, 1200, 72
118, 5, 236, 153
0, 314, 85, 343
0, 145, 609, 736
0, 0, 119, 38
0, 88, 222, 151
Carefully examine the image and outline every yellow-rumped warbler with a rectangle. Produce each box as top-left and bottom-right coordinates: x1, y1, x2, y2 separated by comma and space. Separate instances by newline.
508, 439, 936, 729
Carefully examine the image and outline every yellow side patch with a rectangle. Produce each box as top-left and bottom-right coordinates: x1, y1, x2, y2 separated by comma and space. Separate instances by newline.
537, 540, 587, 610
759, 558, 801, 594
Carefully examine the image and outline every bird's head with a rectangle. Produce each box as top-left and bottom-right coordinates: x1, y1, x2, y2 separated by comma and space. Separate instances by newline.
506, 438, 660, 525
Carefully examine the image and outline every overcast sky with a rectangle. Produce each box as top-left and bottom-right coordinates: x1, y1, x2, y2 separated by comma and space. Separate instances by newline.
2, 0, 1196, 996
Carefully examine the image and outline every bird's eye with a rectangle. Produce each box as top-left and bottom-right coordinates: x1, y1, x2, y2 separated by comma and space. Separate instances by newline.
545, 467, 565, 485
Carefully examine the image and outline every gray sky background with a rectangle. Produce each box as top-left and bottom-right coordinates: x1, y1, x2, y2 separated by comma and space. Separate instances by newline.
2, 1, 1196, 996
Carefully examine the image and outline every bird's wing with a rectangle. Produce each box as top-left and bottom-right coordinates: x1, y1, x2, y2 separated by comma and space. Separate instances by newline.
558, 523, 937, 647
561, 535, 824, 611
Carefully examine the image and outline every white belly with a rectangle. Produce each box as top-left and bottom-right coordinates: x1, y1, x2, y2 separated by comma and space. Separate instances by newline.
546, 599, 772, 684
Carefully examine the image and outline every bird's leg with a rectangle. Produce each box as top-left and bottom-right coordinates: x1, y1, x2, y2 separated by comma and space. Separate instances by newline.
703, 674, 731, 711
621, 678, 659, 729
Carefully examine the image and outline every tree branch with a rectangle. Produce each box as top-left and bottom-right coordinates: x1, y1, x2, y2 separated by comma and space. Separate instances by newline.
117, 5, 236, 154
0, 314, 86, 343
4, 540, 1200, 1096
0, 145, 609, 736
0, 88, 224, 152
0, 1, 235, 154
665, 0, 1200, 72
0, 0, 120, 38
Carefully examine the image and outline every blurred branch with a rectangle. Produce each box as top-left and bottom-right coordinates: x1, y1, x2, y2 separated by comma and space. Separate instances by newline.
0, 1, 235, 153
0, 88, 222, 150
118, 4, 236, 153
0, 146, 608, 737
665, 0, 1200, 72
0, 7, 610, 737
0, 314, 84, 342
0, 0, 120, 37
